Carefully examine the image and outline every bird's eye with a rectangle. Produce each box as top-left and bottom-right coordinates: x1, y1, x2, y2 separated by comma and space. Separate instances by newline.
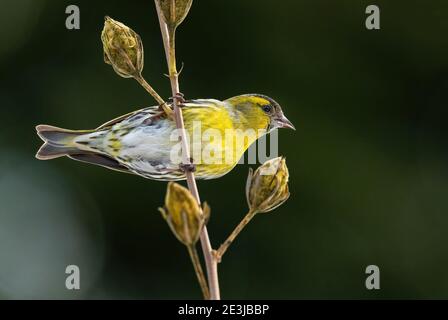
262, 105, 272, 113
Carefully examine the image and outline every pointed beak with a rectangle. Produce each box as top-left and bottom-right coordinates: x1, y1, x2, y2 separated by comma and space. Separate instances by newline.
275, 115, 296, 130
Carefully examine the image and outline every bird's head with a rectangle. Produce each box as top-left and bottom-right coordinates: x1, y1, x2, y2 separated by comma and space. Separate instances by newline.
224, 94, 295, 132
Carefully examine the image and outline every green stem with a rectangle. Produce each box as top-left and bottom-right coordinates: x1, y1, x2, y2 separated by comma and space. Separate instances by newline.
168, 26, 177, 77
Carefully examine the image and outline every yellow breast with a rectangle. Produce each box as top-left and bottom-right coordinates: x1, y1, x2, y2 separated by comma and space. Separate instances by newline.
182, 101, 263, 179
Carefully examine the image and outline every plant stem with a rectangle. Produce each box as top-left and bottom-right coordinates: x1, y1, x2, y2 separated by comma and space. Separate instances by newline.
116, 47, 166, 107
134, 74, 174, 117
154, 0, 221, 300
133, 74, 165, 105
216, 209, 257, 262
168, 26, 177, 77
187, 245, 210, 299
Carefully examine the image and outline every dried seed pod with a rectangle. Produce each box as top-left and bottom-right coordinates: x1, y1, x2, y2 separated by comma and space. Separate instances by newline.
156, 0, 193, 30
159, 182, 209, 246
101, 16, 144, 78
246, 157, 290, 214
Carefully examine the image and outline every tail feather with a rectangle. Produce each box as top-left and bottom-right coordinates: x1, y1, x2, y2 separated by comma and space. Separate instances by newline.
36, 143, 78, 160
35, 125, 88, 160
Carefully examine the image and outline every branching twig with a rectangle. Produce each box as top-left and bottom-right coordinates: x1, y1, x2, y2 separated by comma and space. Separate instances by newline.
154, 0, 221, 300
215, 209, 257, 262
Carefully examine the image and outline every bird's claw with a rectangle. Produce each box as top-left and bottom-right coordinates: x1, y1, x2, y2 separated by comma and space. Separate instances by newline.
170, 92, 186, 105
180, 159, 196, 173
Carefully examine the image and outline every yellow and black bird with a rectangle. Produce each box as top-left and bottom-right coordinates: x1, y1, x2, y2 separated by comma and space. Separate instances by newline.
36, 94, 294, 181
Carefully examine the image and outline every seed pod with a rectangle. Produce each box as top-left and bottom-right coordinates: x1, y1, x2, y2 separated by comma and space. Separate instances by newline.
156, 0, 193, 30
101, 16, 144, 78
246, 157, 290, 214
159, 182, 209, 246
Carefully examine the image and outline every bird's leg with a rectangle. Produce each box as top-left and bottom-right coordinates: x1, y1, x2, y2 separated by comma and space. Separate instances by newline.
180, 157, 196, 173
163, 93, 185, 120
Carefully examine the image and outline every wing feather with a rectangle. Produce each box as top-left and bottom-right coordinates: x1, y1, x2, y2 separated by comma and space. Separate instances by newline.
96, 106, 162, 130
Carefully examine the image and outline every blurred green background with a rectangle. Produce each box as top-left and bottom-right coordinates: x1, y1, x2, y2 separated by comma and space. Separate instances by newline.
0, 0, 448, 299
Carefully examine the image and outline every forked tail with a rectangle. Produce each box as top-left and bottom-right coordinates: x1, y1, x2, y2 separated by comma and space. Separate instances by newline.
35, 125, 88, 160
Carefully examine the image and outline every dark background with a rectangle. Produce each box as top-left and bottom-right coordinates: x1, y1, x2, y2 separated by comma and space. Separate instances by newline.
0, 0, 447, 299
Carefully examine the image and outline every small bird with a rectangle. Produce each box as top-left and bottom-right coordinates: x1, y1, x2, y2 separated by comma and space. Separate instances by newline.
35, 94, 295, 181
